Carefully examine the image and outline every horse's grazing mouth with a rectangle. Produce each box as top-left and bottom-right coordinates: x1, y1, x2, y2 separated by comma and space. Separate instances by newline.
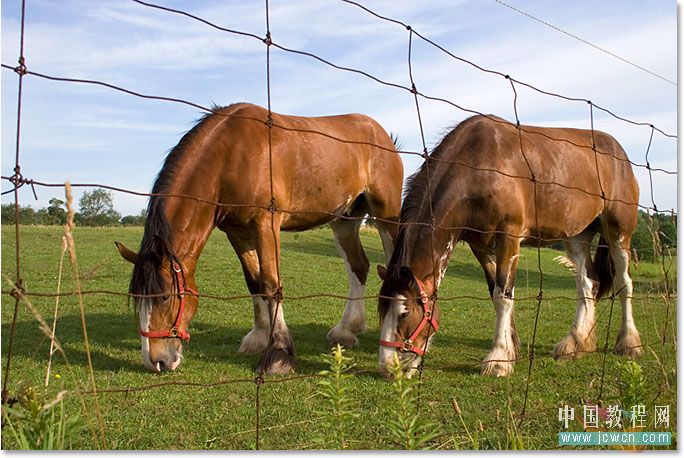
140, 335, 183, 373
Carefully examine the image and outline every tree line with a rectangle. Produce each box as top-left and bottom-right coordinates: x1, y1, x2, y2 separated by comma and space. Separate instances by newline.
1, 189, 146, 227
0, 189, 676, 261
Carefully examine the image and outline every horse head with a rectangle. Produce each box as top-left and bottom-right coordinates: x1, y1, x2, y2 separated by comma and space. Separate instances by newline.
116, 240, 198, 372
376, 264, 441, 379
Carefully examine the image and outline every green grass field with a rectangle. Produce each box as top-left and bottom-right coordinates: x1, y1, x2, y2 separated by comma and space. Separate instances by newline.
1, 225, 677, 449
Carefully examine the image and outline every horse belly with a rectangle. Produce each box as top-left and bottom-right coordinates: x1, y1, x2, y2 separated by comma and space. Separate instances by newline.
277, 149, 368, 230
527, 185, 604, 243
280, 192, 359, 231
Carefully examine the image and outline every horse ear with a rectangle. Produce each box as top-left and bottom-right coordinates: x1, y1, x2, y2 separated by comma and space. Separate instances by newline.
115, 241, 138, 264
377, 264, 387, 280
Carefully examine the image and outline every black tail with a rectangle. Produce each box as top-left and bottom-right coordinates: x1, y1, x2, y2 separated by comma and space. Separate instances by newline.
389, 133, 403, 152
593, 235, 614, 300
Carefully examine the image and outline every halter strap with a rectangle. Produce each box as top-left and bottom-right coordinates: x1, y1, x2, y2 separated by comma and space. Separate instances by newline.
379, 275, 439, 356
139, 260, 198, 341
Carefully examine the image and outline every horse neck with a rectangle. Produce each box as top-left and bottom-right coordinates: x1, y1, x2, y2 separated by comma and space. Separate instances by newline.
392, 224, 460, 297
156, 157, 222, 277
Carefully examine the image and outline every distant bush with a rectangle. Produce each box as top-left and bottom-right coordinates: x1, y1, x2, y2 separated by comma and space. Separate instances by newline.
631, 210, 676, 262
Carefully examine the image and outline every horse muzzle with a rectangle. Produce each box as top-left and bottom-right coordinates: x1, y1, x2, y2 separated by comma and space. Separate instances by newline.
142, 339, 183, 372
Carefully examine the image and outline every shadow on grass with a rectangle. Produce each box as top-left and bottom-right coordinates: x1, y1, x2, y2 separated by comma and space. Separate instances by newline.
445, 258, 577, 291
3, 312, 559, 380
2, 315, 377, 375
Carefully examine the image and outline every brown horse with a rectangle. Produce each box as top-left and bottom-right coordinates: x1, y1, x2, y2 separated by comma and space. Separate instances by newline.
115, 102, 403, 374
377, 114, 641, 377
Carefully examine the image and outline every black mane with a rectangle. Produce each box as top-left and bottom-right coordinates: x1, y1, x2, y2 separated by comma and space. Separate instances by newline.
388, 128, 454, 276
388, 117, 483, 278
128, 106, 226, 298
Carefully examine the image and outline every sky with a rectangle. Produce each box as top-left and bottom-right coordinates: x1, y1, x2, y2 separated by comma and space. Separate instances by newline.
1, 0, 677, 216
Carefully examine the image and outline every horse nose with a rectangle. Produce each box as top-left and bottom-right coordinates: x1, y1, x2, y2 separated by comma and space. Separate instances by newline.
152, 354, 177, 372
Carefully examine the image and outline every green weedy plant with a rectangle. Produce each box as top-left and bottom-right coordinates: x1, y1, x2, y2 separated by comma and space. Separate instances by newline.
2, 384, 84, 450
505, 403, 525, 450
385, 355, 441, 450
617, 360, 646, 412
451, 398, 479, 449
314, 344, 360, 449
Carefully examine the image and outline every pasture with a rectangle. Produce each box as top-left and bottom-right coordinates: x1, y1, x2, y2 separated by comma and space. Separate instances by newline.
1, 225, 676, 449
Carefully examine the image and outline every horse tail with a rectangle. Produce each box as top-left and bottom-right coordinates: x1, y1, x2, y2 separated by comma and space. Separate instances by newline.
389, 133, 402, 151
593, 235, 614, 300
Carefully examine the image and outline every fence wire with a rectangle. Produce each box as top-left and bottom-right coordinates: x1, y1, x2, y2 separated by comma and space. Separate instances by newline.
0, 0, 677, 450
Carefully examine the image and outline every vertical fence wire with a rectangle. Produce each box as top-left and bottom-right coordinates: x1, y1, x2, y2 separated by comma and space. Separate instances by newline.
406, 26, 440, 386
255, 0, 276, 449
507, 77, 545, 419
2, 0, 27, 406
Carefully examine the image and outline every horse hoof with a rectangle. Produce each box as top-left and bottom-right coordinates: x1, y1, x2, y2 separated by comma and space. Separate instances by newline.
480, 360, 514, 377
327, 324, 359, 348
481, 349, 515, 376
552, 332, 596, 360
350, 322, 367, 335
614, 328, 643, 359
257, 348, 297, 375
238, 329, 270, 354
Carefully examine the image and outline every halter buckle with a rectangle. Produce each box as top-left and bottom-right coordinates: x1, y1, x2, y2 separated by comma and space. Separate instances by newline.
169, 326, 180, 338
401, 339, 414, 352
172, 262, 182, 273
424, 310, 432, 319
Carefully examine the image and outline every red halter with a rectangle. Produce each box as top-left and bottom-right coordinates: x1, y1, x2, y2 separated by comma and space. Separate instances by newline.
379, 276, 439, 356
139, 260, 198, 341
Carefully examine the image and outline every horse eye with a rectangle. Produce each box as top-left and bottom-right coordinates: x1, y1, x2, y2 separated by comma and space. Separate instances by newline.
161, 296, 170, 304
399, 311, 410, 320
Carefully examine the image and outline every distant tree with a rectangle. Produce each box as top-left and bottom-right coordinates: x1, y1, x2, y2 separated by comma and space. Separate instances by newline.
1, 204, 16, 224
1, 203, 39, 225
631, 210, 676, 261
77, 189, 121, 226
121, 208, 148, 226
46, 197, 67, 225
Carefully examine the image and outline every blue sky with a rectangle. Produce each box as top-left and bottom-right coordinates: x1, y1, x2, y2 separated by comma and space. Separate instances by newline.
1, 0, 677, 216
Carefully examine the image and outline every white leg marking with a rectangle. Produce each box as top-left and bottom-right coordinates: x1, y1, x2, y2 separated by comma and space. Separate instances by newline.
482, 286, 515, 376
239, 297, 271, 354
611, 241, 642, 357
270, 296, 288, 334
553, 239, 597, 358
570, 248, 596, 341
328, 225, 367, 347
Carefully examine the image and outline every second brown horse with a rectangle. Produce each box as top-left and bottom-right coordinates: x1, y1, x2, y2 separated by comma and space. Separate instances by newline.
377, 114, 642, 378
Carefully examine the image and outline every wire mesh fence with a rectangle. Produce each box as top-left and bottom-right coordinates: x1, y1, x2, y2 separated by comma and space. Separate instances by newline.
1, 0, 676, 450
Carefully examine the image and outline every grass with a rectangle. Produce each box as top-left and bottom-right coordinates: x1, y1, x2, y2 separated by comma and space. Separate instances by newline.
1, 225, 677, 449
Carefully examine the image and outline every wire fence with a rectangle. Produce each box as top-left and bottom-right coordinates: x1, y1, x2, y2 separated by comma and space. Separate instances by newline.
1, 0, 677, 450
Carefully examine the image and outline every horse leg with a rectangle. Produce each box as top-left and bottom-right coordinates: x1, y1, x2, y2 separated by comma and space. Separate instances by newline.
364, 185, 401, 265
328, 219, 369, 347
254, 218, 297, 374
375, 219, 397, 264
470, 244, 497, 298
553, 232, 598, 359
481, 233, 521, 377
225, 233, 271, 354
610, 236, 642, 358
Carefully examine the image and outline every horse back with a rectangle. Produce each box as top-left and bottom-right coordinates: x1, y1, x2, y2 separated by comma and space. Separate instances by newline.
209, 103, 401, 229
433, 115, 638, 242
